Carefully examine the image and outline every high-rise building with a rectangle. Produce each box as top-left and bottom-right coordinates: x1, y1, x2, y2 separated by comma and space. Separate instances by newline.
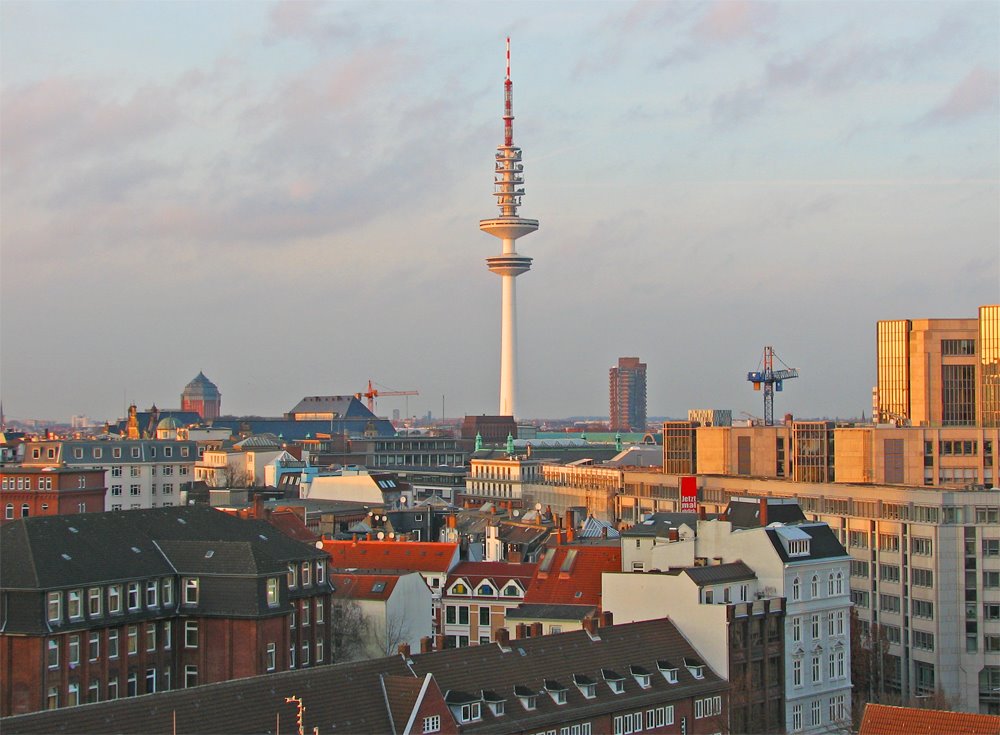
609, 357, 647, 432
875, 305, 1000, 427
180, 372, 221, 420
479, 39, 539, 419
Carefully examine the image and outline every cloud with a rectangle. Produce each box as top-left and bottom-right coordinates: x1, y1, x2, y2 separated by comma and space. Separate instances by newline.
918, 66, 1000, 125
694, 0, 776, 43
265, 0, 359, 46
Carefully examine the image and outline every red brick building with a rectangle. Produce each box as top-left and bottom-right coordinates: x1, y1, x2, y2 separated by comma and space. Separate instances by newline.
0, 467, 106, 524
0, 507, 332, 716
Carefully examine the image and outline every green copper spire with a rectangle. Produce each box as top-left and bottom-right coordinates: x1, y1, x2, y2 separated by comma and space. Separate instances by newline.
615, 431, 622, 452
475, 432, 483, 451
506, 432, 515, 455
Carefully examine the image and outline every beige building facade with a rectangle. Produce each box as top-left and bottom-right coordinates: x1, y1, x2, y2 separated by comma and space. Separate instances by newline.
876, 305, 1000, 427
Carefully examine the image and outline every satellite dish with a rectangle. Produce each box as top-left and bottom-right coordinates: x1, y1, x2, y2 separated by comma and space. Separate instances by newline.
535, 503, 542, 511
513, 510, 520, 517
377, 531, 385, 540
368, 511, 374, 517
315, 541, 324, 549
389, 532, 396, 539
401, 496, 408, 504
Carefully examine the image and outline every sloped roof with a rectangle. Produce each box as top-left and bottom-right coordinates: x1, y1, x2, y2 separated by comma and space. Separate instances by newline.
287, 395, 369, 417
858, 704, 1000, 735
330, 573, 401, 601
506, 603, 597, 621
446, 561, 537, 589
498, 521, 549, 546
683, 561, 757, 586
726, 497, 806, 529
765, 523, 849, 563
382, 674, 427, 735
324, 540, 459, 574
182, 371, 220, 398
579, 516, 620, 539
524, 545, 622, 608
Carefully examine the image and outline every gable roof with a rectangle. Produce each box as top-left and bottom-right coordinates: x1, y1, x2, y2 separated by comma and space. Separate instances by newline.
524, 545, 622, 608
683, 561, 757, 586
330, 573, 401, 601
726, 496, 806, 529
446, 561, 537, 589
765, 523, 849, 563
323, 540, 460, 574
858, 703, 1000, 735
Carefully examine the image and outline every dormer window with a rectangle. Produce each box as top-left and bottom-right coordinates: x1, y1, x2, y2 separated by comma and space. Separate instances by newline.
452, 582, 468, 595
460, 702, 481, 723
544, 680, 568, 704
481, 691, 505, 717
514, 685, 537, 710
574, 674, 597, 698
478, 584, 494, 596
446, 692, 482, 723
602, 668, 626, 693
504, 584, 520, 596
657, 660, 679, 684
630, 665, 652, 689
788, 539, 810, 556
684, 657, 705, 680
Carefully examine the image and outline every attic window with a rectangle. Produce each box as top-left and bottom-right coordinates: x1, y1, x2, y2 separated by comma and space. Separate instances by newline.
788, 539, 810, 556
544, 680, 568, 704
657, 661, 679, 684
61, 553, 72, 561
258, 534, 269, 541
630, 665, 652, 689
372, 582, 386, 593
573, 674, 596, 699
684, 658, 705, 680
68, 527, 78, 533
602, 669, 626, 694
205, 550, 214, 559
514, 685, 537, 710
177, 518, 187, 525
131, 547, 142, 554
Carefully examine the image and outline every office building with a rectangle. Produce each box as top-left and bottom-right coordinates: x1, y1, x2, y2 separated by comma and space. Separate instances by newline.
875, 304, 1000, 426
1, 467, 106, 523
610, 357, 647, 432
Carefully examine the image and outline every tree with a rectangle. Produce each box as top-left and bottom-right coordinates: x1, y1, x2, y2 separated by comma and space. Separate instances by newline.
850, 609, 892, 729
331, 600, 369, 663
370, 603, 412, 658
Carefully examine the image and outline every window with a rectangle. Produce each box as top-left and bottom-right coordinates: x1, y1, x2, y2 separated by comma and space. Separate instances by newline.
479, 607, 490, 626
108, 629, 119, 659
316, 561, 326, 584
301, 561, 311, 586
183, 577, 199, 605
792, 576, 800, 600
185, 621, 198, 648
86, 587, 102, 617
301, 642, 310, 666
267, 577, 279, 607
914, 630, 935, 651
811, 575, 819, 598
880, 564, 901, 583
47, 592, 62, 623
811, 699, 821, 726
694, 695, 722, 718
913, 599, 935, 619
460, 702, 481, 723
912, 537, 933, 555
4, 504, 11, 520
836, 610, 845, 635
302, 600, 310, 626
146, 624, 157, 652
812, 655, 821, 683
47, 638, 59, 668
88, 680, 100, 704
423, 715, 441, 733
184, 665, 198, 688
984, 539, 1000, 557
162, 578, 173, 607
912, 568, 934, 587
792, 616, 801, 642
163, 621, 172, 650
107, 678, 119, 700
289, 643, 296, 668
880, 594, 901, 614
67, 683, 79, 707
985, 571, 1000, 589
287, 563, 297, 589
111, 485, 122, 496
811, 614, 820, 639
89, 632, 100, 661
68, 589, 82, 619
108, 585, 122, 614
793, 658, 802, 686
146, 580, 158, 608
792, 704, 802, 732
878, 533, 900, 552
67, 634, 81, 666
46, 687, 58, 710
127, 582, 140, 610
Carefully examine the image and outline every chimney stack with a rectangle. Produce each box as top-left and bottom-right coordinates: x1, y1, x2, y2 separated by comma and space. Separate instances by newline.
759, 498, 769, 527
602, 610, 614, 627
495, 627, 510, 647
515, 623, 527, 639
566, 526, 575, 543
698, 506, 707, 521
398, 643, 411, 657
531, 622, 543, 637
584, 617, 599, 636
420, 636, 433, 654
601, 526, 608, 539
668, 527, 679, 542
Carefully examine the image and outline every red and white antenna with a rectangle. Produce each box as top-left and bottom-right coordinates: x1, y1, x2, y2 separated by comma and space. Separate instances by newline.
503, 36, 514, 147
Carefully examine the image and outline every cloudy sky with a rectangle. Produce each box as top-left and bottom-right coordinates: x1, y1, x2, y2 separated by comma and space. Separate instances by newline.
1, 1, 997, 424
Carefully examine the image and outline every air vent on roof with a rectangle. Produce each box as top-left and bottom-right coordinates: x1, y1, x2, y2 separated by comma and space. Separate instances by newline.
131, 547, 141, 554
205, 550, 215, 559
68, 527, 78, 533
61, 553, 72, 561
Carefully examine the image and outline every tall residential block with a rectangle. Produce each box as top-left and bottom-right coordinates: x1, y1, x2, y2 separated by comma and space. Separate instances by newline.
875, 305, 1000, 427
610, 357, 647, 432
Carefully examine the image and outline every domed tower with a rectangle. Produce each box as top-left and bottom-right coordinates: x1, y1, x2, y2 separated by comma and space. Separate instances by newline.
181, 372, 221, 420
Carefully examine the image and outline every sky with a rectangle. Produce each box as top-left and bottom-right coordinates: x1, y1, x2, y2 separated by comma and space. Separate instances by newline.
1, 0, 998, 424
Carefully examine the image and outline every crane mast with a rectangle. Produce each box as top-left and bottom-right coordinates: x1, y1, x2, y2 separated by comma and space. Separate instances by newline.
747, 346, 799, 426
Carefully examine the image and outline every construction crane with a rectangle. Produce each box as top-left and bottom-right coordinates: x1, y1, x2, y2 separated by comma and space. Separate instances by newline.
747, 346, 798, 426
359, 379, 418, 414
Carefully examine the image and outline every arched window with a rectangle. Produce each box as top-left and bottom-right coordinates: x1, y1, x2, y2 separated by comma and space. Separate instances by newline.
21, 504, 30, 518
792, 577, 801, 601
478, 584, 494, 596
828, 574, 835, 596
835, 572, 844, 595
811, 575, 819, 598
452, 583, 467, 595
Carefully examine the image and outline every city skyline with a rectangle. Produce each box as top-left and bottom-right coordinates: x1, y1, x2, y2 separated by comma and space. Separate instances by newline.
1, 1, 997, 422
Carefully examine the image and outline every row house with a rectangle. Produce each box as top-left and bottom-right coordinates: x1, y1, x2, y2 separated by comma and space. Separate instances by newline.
2, 618, 728, 735
21, 439, 197, 510
440, 561, 536, 647
0, 507, 332, 716
1, 467, 106, 523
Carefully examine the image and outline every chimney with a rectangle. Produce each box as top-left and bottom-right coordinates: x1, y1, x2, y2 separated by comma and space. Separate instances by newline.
495, 628, 510, 647
366, 532, 373, 541
584, 617, 599, 636
759, 498, 768, 527
398, 643, 411, 657
668, 527, 679, 542
531, 622, 543, 637
515, 623, 527, 640
420, 636, 433, 654
509, 549, 522, 563
434, 633, 445, 650
253, 492, 264, 519
448, 514, 457, 529
698, 506, 707, 521
601, 526, 608, 539
602, 610, 614, 627
566, 526, 575, 543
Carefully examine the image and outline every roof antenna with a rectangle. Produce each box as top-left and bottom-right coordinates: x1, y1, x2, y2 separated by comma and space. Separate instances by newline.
504, 37, 514, 147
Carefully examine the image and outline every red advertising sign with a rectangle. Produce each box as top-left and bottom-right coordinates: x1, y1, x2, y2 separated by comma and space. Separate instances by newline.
679, 475, 698, 513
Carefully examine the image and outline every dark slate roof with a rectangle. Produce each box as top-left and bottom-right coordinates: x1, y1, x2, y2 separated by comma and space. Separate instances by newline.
210, 417, 395, 440
111, 411, 202, 434
726, 497, 806, 529
408, 618, 727, 734
683, 561, 757, 586
154, 540, 284, 576
765, 523, 849, 563
182, 371, 220, 398
286, 395, 374, 418
0, 507, 325, 591
506, 603, 598, 621
621, 513, 705, 537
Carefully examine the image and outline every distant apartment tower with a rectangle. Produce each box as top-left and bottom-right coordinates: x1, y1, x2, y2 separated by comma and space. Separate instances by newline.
180, 372, 221, 421
875, 305, 1000, 427
609, 357, 647, 432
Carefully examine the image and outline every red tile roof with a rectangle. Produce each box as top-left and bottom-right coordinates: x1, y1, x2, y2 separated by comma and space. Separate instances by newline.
329, 572, 400, 601
323, 540, 459, 573
266, 508, 319, 543
524, 544, 622, 608
859, 704, 1000, 735
446, 561, 537, 588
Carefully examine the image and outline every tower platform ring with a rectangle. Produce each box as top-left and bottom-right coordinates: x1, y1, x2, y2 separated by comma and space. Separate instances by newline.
486, 254, 532, 277
479, 217, 539, 241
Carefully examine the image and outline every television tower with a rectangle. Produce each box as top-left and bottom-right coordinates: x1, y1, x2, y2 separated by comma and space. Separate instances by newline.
479, 38, 539, 419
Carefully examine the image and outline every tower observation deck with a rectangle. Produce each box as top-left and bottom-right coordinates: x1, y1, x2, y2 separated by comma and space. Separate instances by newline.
479, 38, 539, 419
